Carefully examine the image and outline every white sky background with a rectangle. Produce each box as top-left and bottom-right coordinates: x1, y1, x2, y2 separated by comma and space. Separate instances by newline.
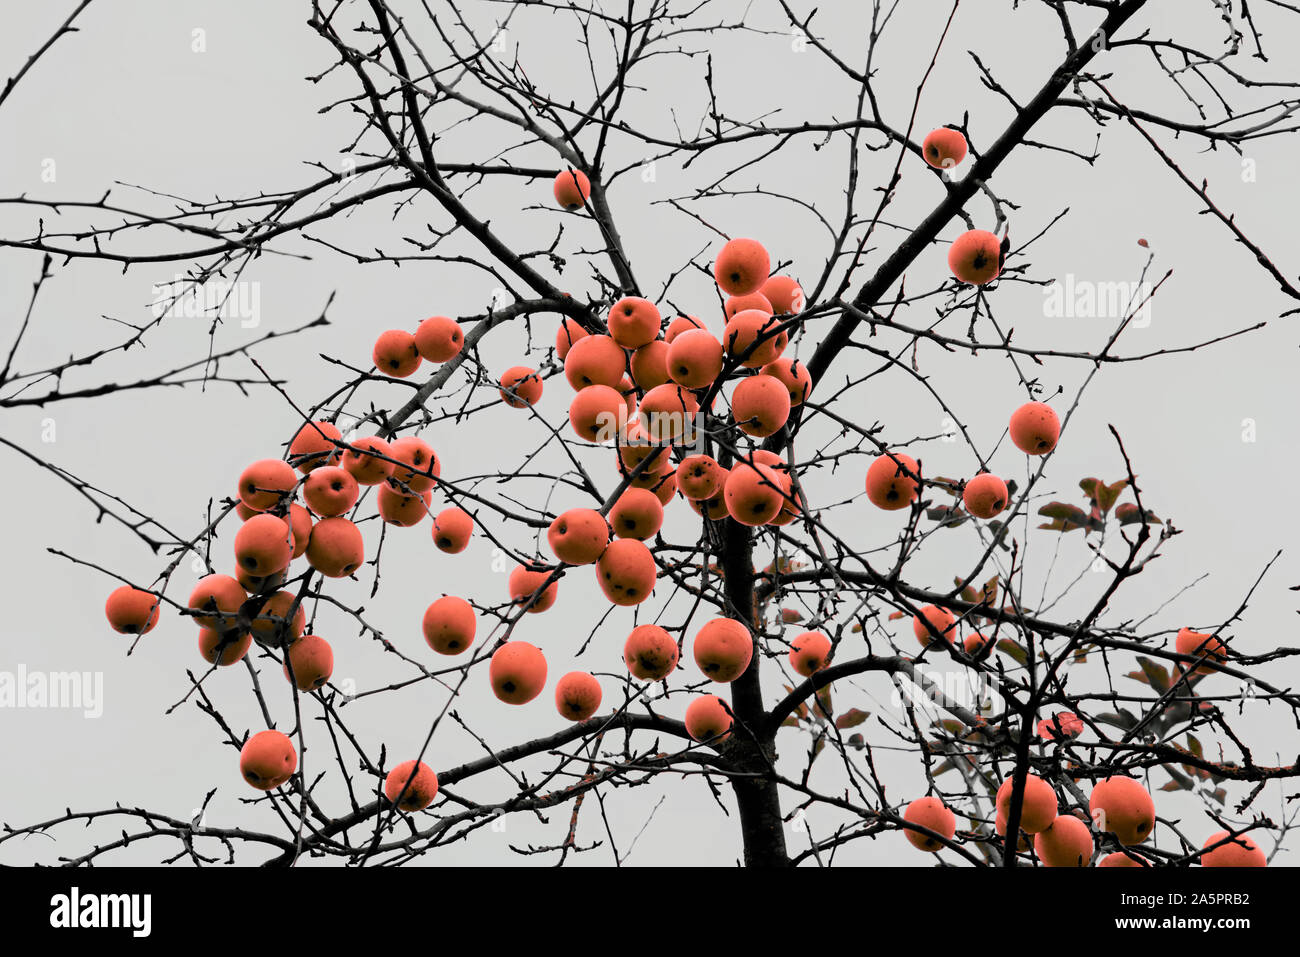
1, 0, 1298, 866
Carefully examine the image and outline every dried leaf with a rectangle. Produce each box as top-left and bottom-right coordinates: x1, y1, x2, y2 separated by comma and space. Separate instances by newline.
980, 575, 998, 605
927, 505, 968, 527
814, 683, 833, 717
997, 638, 1028, 666
1115, 502, 1160, 526
1038, 500, 1103, 532
1163, 763, 1195, 790
1039, 501, 1090, 523
835, 708, 870, 730
1137, 656, 1171, 693
1096, 479, 1128, 513
1038, 518, 1085, 533
1094, 710, 1138, 731
782, 685, 809, 721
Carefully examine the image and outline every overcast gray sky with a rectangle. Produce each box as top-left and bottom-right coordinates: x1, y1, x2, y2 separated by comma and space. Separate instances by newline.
2, 1, 1298, 866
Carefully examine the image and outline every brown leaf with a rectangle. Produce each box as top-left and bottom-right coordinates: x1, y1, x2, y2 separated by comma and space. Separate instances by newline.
835, 708, 870, 730
980, 575, 998, 605
1040, 501, 1090, 523
1094, 710, 1138, 731
1163, 763, 1195, 790
1137, 656, 1171, 693
997, 638, 1028, 666
927, 505, 968, 527
1096, 479, 1128, 513
1039, 500, 1104, 532
1038, 518, 1084, 533
1115, 502, 1160, 525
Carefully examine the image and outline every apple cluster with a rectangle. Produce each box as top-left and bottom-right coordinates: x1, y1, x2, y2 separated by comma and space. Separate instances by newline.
96, 148, 1258, 859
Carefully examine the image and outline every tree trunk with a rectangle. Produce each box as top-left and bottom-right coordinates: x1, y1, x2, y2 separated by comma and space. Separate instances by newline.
731, 740, 792, 867
720, 513, 792, 867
